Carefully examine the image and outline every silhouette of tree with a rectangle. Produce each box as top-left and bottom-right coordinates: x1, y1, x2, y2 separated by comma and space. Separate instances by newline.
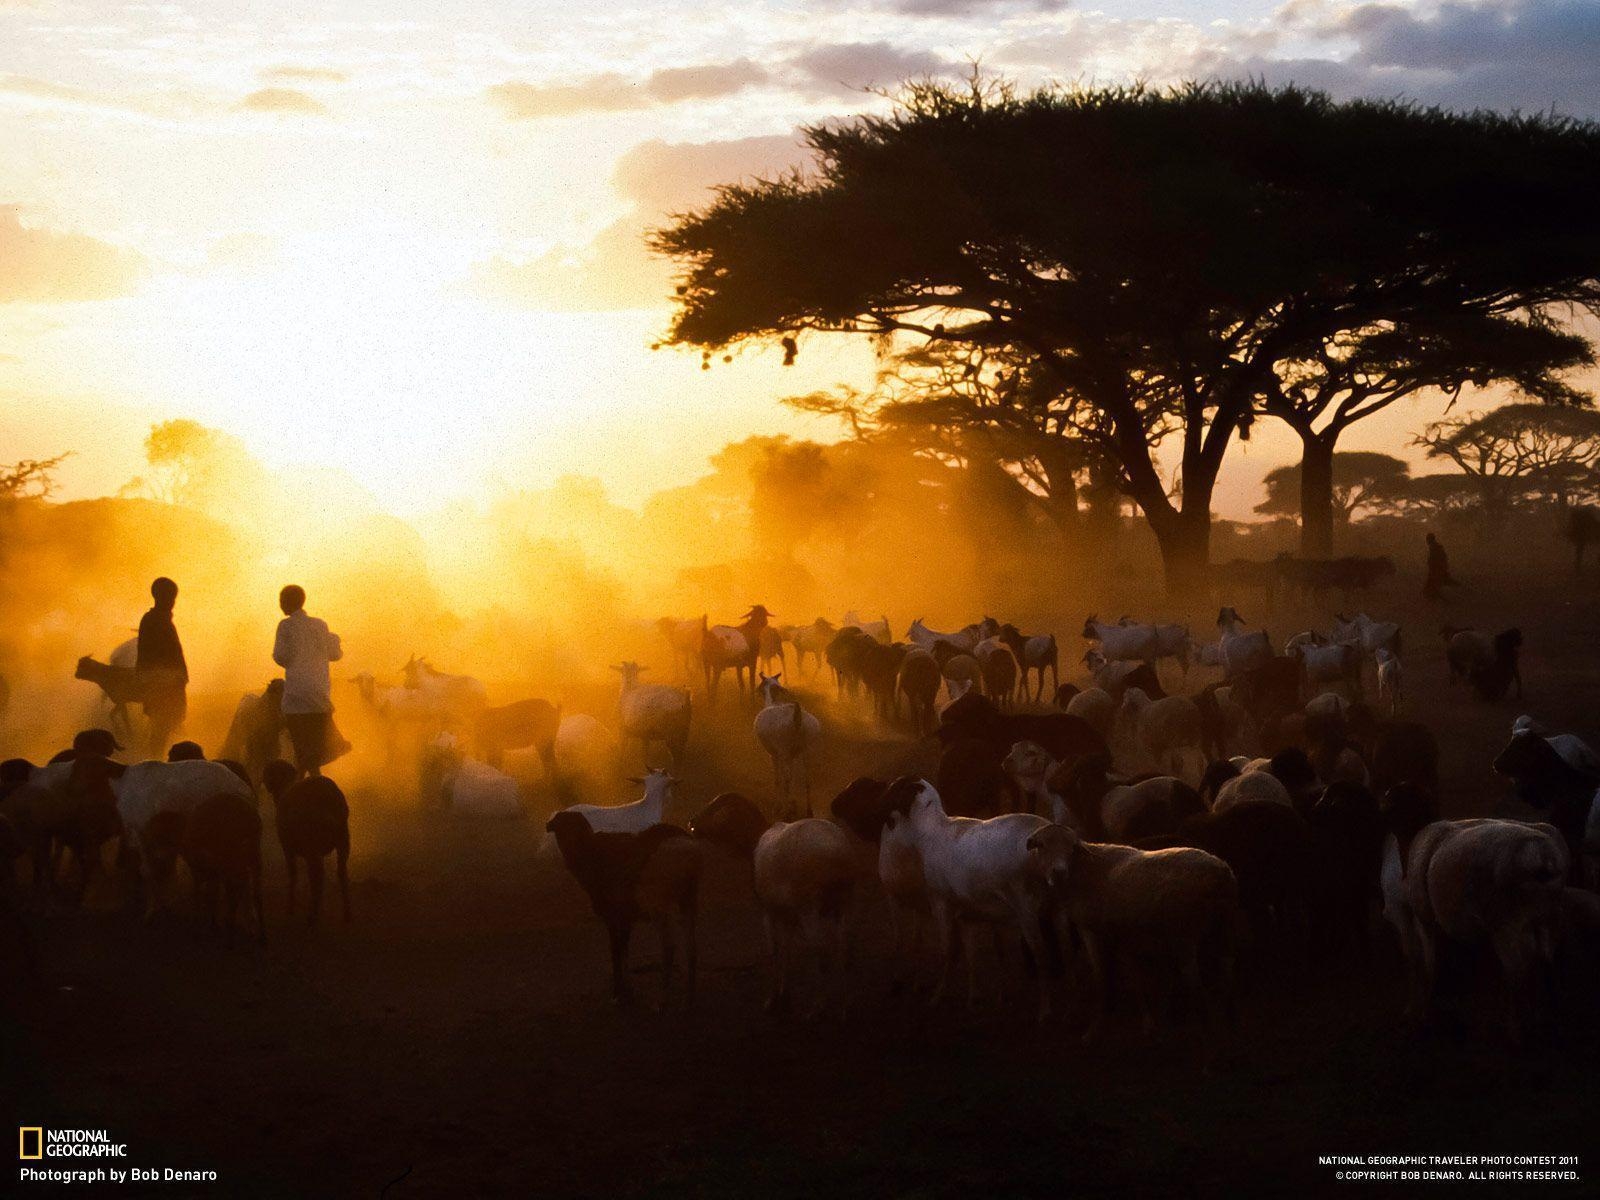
1414, 404, 1600, 519
1256, 452, 1410, 526
652, 78, 1600, 592
0, 453, 69, 500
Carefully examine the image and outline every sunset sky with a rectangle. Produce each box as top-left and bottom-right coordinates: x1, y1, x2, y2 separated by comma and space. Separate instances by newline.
2, 0, 1596, 517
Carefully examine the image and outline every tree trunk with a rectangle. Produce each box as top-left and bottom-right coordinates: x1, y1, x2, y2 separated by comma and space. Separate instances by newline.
1143, 502, 1213, 597
1299, 435, 1336, 559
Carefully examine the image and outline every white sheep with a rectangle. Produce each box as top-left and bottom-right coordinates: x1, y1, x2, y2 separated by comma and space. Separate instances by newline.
1296, 641, 1362, 695
753, 674, 822, 819
886, 778, 1055, 1020
1026, 823, 1237, 1039
612, 660, 691, 767
446, 757, 523, 818
1211, 765, 1293, 813
1401, 818, 1568, 1042
1116, 688, 1204, 785
559, 768, 679, 835
1332, 611, 1401, 656
1375, 648, 1402, 715
1064, 687, 1116, 741
112, 759, 256, 917
1081, 616, 1157, 664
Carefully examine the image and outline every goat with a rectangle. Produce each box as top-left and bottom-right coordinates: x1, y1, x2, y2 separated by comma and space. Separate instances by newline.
1491, 731, 1591, 880
612, 661, 691, 767
558, 768, 679, 835
473, 698, 561, 774
546, 811, 701, 1008
753, 674, 822, 819
702, 606, 771, 703
1114, 688, 1205, 784
175, 792, 267, 945
656, 616, 706, 681
937, 692, 1105, 767
1081, 616, 1158, 664
261, 761, 351, 927
842, 611, 892, 644
1215, 608, 1273, 677
789, 618, 837, 676
998, 624, 1059, 703
896, 648, 942, 736
1375, 649, 1402, 715
1445, 626, 1524, 702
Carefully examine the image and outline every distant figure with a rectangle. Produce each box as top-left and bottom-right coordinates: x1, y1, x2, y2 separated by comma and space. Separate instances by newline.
272, 585, 345, 777
1422, 532, 1458, 601
136, 577, 188, 758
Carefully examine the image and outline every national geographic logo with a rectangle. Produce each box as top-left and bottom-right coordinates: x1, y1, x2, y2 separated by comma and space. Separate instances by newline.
16, 1127, 127, 1158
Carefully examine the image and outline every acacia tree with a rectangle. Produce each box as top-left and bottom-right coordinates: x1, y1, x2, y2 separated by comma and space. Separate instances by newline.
652, 79, 1600, 593
0, 453, 69, 501
1256, 451, 1410, 528
1415, 403, 1600, 519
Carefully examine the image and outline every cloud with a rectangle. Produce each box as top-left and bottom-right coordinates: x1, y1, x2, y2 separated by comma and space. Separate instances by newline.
0, 208, 145, 303
260, 65, 351, 85
470, 134, 807, 312
787, 41, 956, 95
488, 60, 769, 119
237, 87, 328, 115
891, 0, 1067, 13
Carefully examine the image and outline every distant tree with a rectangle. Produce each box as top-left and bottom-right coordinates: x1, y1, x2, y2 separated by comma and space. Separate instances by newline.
127, 419, 272, 520
1256, 451, 1411, 528
0, 453, 69, 500
652, 78, 1600, 592
1414, 404, 1600, 520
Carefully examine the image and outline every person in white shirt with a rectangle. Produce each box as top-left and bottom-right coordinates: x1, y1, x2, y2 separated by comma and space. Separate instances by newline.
272, 585, 344, 776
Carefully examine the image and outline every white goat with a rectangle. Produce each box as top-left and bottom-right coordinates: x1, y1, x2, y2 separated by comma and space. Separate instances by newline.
887, 778, 1055, 1019
1215, 607, 1272, 676
1375, 648, 1402, 714
612, 661, 692, 767
1081, 616, 1157, 664
1332, 611, 1401, 656
753, 674, 822, 819
842, 611, 892, 645
559, 768, 679, 835
1115, 688, 1204, 784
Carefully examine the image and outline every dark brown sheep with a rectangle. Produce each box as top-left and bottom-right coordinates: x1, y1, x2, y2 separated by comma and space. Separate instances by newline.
262, 760, 350, 927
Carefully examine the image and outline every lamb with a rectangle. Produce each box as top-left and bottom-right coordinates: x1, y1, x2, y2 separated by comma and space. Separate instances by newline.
692, 792, 866, 1016
1028, 823, 1236, 1040
896, 648, 942, 735
611, 660, 691, 767
1444, 626, 1523, 702
997, 625, 1059, 703
1402, 818, 1567, 1043
261, 761, 351, 927
473, 698, 561, 774
1114, 688, 1204, 784
882, 777, 1057, 1019
753, 674, 823, 819
152, 791, 267, 945
546, 811, 701, 1008
1081, 616, 1158, 664
1375, 649, 1402, 715
554, 768, 673, 835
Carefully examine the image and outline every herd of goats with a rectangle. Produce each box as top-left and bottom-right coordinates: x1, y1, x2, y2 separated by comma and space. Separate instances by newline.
4, 589, 1599, 1049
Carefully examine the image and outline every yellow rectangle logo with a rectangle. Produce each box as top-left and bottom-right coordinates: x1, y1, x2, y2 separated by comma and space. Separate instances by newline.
19, 1127, 43, 1159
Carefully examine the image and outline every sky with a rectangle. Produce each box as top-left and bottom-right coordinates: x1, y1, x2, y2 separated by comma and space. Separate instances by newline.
1, 0, 1597, 517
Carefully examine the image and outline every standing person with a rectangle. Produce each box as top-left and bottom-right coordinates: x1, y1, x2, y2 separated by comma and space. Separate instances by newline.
136, 576, 188, 758
1422, 531, 1458, 600
272, 585, 344, 777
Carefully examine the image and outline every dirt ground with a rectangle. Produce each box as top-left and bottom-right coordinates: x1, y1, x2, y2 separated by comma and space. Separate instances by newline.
6, 576, 1600, 1198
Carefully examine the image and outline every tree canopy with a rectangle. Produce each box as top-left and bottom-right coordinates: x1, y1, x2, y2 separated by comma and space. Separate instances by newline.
1415, 403, 1600, 513
1256, 452, 1411, 524
653, 77, 1600, 591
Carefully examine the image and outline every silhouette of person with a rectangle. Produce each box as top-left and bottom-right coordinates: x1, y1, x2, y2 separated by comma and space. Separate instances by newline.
272, 585, 345, 777
1423, 532, 1458, 600
135, 576, 188, 757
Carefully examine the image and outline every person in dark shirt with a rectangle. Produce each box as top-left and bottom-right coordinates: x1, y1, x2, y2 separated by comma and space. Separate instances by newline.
136, 576, 188, 757
1422, 532, 1458, 601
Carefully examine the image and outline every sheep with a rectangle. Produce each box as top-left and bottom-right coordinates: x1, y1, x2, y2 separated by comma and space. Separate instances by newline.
611, 660, 692, 767
789, 618, 837, 675
882, 777, 1057, 1019
1027, 823, 1236, 1040
1194, 684, 1254, 761
896, 648, 942, 736
1332, 611, 1401, 657
692, 792, 866, 1015
1510, 715, 1600, 780
860, 640, 908, 722
998, 625, 1059, 703
1295, 641, 1362, 698
1028, 750, 1204, 842
1444, 626, 1523, 702
1375, 649, 1402, 715
546, 811, 701, 1008
1081, 650, 1167, 701
975, 641, 1020, 709
1214, 607, 1273, 677
1402, 818, 1567, 1043
260, 761, 351, 926
553, 714, 620, 784
174, 792, 267, 945
842, 611, 892, 644
110, 758, 256, 917
1491, 730, 1591, 880
935, 738, 1016, 818
1081, 616, 1158, 664
551, 771, 677, 844
907, 618, 977, 652
936, 692, 1105, 766
1205, 760, 1294, 813
1, 755, 122, 901
939, 652, 983, 697
701, 606, 771, 703
219, 679, 285, 784
1114, 688, 1204, 785
473, 698, 561, 774
753, 674, 823, 819
825, 626, 874, 699
1064, 686, 1116, 742
1305, 781, 1384, 959
656, 615, 705, 681
1345, 705, 1440, 799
